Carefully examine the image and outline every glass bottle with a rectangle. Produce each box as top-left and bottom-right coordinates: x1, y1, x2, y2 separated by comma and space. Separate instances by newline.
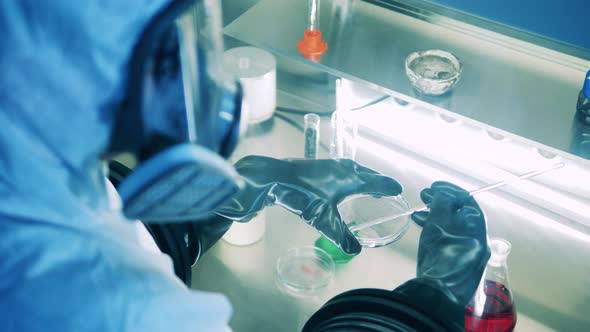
575, 70, 590, 126
465, 238, 517, 332
571, 70, 590, 159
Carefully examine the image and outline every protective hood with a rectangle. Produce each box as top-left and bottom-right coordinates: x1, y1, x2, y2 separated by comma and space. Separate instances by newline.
0, 0, 173, 225
0, 4, 234, 331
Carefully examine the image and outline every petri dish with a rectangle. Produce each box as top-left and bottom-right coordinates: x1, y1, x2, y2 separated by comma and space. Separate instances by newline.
314, 236, 355, 264
338, 194, 411, 248
276, 246, 335, 293
405, 50, 462, 96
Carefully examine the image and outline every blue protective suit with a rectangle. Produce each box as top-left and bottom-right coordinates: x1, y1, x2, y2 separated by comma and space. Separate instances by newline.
0, 1, 231, 331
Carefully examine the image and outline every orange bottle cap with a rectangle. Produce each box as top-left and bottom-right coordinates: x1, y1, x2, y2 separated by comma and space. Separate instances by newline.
297, 29, 328, 61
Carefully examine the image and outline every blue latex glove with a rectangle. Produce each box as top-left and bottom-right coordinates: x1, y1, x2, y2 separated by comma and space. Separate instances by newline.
411, 181, 490, 307
218, 156, 403, 255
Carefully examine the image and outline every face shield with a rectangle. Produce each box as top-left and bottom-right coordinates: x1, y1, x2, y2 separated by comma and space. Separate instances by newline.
176, 1, 242, 156
110, 0, 244, 223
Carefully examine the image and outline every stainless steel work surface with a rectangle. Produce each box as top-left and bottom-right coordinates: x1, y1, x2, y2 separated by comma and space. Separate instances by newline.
223, 0, 590, 158
193, 1, 590, 330
191, 107, 590, 331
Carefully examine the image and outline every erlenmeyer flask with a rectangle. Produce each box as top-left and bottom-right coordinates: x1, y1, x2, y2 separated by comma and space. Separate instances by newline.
465, 238, 517, 332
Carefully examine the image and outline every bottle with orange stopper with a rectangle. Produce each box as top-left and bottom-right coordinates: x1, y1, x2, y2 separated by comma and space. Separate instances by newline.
297, 0, 328, 61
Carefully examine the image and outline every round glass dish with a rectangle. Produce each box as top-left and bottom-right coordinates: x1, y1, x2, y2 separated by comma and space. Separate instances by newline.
338, 194, 410, 248
405, 50, 462, 96
276, 246, 335, 293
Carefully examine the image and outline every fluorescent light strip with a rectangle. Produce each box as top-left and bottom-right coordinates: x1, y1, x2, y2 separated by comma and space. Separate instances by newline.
342, 100, 590, 228
357, 136, 590, 243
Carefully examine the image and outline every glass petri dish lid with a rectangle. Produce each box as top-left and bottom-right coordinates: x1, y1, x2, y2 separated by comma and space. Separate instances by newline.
338, 194, 411, 248
276, 246, 335, 293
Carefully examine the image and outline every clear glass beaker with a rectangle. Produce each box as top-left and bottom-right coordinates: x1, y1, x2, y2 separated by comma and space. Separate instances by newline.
465, 238, 517, 332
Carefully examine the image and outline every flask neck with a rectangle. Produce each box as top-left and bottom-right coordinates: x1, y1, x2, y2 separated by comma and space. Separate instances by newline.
488, 238, 511, 267
488, 255, 508, 267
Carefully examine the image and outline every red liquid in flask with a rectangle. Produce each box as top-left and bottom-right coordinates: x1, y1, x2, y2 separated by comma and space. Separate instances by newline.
465, 280, 517, 332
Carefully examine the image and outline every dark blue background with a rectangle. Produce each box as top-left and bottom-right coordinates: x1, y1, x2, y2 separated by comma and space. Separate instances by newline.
430, 0, 588, 51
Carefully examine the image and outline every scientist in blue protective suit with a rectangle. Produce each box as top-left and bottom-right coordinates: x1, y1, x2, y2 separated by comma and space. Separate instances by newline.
0, 1, 490, 331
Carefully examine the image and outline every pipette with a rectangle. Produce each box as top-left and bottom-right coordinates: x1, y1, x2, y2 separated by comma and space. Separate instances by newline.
308, 0, 320, 32
349, 162, 565, 232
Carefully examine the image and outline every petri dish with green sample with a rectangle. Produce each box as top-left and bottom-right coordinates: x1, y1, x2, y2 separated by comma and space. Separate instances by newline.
314, 236, 355, 264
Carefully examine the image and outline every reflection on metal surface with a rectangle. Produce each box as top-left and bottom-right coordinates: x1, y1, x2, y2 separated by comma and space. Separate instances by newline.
224, 0, 590, 158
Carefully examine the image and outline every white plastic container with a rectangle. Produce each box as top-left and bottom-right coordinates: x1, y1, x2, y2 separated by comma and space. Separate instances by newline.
223, 47, 277, 124
222, 210, 266, 246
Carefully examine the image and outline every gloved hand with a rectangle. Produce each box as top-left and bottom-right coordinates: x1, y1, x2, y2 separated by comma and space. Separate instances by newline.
216, 155, 403, 255
410, 181, 490, 307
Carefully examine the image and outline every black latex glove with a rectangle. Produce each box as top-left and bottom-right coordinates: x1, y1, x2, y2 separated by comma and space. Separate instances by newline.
410, 181, 490, 307
303, 182, 489, 331
216, 155, 403, 255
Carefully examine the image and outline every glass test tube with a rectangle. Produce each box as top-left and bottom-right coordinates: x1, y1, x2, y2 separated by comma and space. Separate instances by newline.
307, 0, 320, 32
329, 111, 340, 159
330, 110, 358, 160
304, 113, 320, 159
331, 79, 358, 160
